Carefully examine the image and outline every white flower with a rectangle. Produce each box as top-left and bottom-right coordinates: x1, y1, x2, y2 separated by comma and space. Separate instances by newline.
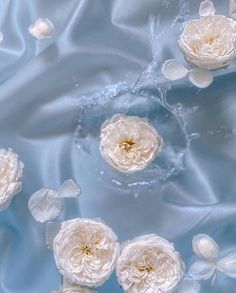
189, 234, 236, 282
116, 234, 185, 293
52, 285, 96, 293
0, 148, 23, 211
53, 218, 120, 288
28, 18, 54, 39
179, 15, 236, 70
100, 114, 162, 173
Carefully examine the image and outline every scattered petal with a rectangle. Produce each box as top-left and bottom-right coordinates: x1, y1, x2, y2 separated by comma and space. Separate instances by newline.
188, 68, 213, 88
199, 1, 215, 17
57, 179, 81, 198
189, 260, 216, 280
178, 278, 200, 293
0, 32, 3, 43
162, 59, 188, 81
230, 0, 236, 20
217, 252, 236, 278
28, 188, 63, 223
45, 221, 61, 250
28, 18, 54, 40
193, 234, 219, 261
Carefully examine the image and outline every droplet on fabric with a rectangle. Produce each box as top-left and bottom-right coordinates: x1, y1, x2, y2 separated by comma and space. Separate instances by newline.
161, 59, 188, 81
199, 1, 216, 17
45, 221, 61, 250
192, 234, 219, 261
188, 68, 213, 88
28, 18, 54, 39
178, 278, 200, 293
57, 179, 81, 198
28, 188, 63, 223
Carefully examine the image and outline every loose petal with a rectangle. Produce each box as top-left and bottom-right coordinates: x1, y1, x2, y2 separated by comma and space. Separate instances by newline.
0, 32, 3, 43
178, 278, 200, 293
199, 1, 215, 17
217, 252, 236, 278
230, 0, 236, 20
162, 59, 188, 81
45, 221, 61, 250
28, 188, 63, 223
188, 68, 213, 88
189, 260, 215, 280
192, 234, 219, 261
28, 18, 54, 39
57, 179, 81, 198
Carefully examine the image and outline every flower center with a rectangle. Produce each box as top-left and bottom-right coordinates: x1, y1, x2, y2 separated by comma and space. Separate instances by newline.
138, 265, 153, 273
120, 140, 135, 152
82, 246, 92, 255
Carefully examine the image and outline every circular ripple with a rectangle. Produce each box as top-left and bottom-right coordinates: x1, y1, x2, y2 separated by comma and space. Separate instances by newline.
75, 89, 188, 193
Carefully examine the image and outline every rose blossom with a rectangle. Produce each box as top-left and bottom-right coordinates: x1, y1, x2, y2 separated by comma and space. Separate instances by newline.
116, 234, 185, 293
179, 15, 236, 70
0, 148, 24, 211
100, 114, 162, 173
53, 218, 120, 288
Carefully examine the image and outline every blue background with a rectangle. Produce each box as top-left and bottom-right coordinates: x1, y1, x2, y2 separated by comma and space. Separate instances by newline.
0, 0, 235, 292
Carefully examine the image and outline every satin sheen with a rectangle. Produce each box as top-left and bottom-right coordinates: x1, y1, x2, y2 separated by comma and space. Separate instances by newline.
0, 0, 235, 292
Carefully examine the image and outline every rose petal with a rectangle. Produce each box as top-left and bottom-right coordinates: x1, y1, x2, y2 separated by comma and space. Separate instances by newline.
45, 221, 61, 250
217, 252, 236, 278
57, 179, 81, 198
178, 278, 200, 293
28, 188, 63, 223
188, 68, 213, 88
162, 59, 188, 81
199, 1, 215, 17
192, 234, 219, 261
189, 260, 216, 280
0, 32, 3, 43
28, 18, 54, 39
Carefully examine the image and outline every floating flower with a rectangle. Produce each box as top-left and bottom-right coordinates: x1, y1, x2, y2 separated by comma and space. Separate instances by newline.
53, 218, 120, 288
100, 114, 162, 173
28, 18, 54, 39
0, 148, 23, 211
179, 15, 236, 70
28, 179, 81, 223
189, 234, 236, 282
116, 234, 185, 293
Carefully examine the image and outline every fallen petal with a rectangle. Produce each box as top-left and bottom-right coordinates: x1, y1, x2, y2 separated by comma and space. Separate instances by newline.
217, 252, 236, 278
230, 0, 236, 20
45, 221, 61, 250
193, 234, 219, 261
178, 278, 200, 293
199, 1, 215, 17
28, 188, 63, 223
189, 260, 216, 280
57, 179, 81, 198
188, 68, 213, 88
0, 32, 3, 43
28, 18, 54, 40
162, 59, 188, 81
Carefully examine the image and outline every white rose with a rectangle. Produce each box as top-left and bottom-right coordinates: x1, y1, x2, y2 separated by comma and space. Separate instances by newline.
0, 148, 24, 211
53, 218, 120, 288
100, 114, 162, 173
116, 234, 185, 293
179, 15, 236, 70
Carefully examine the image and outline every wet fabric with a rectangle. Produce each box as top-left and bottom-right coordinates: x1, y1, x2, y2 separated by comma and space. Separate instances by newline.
0, 0, 235, 292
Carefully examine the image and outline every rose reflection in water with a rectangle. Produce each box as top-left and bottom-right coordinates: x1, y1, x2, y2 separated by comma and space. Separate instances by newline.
75, 86, 195, 195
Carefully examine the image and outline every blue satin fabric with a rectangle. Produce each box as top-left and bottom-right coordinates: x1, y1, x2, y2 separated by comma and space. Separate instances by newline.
0, 0, 235, 292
